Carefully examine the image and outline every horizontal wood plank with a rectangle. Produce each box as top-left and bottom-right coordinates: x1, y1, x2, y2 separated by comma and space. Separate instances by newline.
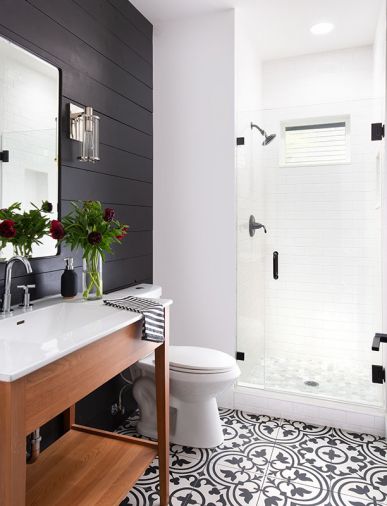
29, 0, 152, 86
61, 201, 153, 231
62, 70, 152, 134
61, 141, 153, 182
103, 255, 153, 292
74, 0, 152, 63
72, 424, 158, 449
109, 0, 153, 41
61, 166, 152, 205
26, 428, 157, 505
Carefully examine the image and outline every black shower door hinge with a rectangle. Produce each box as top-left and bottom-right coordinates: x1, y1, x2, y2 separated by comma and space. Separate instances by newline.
372, 365, 386, 384
236, 351, 245, 361
236, 137, 245, 146
371, 123, 385, 141
0, 150, 9, 162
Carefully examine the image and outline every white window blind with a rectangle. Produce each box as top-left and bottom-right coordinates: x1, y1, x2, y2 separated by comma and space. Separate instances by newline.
283, 120, 350, 166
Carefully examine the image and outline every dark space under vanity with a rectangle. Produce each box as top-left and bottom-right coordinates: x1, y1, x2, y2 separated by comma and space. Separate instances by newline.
0, 0, 153, 446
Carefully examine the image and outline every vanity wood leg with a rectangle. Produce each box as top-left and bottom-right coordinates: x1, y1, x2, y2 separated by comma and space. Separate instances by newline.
63, 404, 76, 432
155, 308, 170, 506
0, 380, 26, 506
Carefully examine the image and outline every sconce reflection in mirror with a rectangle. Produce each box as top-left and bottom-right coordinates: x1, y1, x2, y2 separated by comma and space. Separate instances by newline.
69, 103, 100, 162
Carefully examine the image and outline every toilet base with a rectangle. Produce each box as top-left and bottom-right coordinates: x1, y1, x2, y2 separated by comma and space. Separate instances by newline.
133, 376, 224, 448
170, 397, 223, 448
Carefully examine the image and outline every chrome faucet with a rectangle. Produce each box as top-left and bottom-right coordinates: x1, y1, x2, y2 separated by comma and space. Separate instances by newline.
1, 256, 33, 314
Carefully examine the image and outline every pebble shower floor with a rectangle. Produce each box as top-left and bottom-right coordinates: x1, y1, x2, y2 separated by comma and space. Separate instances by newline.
239, 356, 383, 407
117, 408, 387, 506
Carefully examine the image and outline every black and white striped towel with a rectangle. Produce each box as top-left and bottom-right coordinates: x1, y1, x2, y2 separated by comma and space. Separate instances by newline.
104, 296, 165, 342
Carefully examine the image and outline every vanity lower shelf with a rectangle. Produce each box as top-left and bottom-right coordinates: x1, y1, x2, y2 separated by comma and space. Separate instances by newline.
26, 425, 158, 506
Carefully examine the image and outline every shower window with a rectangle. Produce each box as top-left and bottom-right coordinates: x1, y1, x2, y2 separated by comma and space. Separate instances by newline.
280, 116, 350, 167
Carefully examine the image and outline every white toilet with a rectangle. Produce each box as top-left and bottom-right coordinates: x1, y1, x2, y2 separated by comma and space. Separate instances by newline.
133, 346, 240, 448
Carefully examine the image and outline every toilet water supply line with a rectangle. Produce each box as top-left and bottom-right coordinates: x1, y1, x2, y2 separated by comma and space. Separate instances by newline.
117, 370, 135, 416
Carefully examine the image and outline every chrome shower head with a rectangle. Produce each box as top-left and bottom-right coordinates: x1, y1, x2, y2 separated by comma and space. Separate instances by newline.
250, 122, 276, 146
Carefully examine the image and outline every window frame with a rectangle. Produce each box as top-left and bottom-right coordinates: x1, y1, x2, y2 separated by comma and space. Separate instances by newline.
279, 115, 351, 168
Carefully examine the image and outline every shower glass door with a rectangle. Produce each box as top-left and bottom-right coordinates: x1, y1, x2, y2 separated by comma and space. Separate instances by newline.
236, 98, 385, 408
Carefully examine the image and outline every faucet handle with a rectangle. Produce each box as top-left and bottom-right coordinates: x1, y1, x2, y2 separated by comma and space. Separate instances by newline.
17, 285, 35, 309
17, 284, 35, 292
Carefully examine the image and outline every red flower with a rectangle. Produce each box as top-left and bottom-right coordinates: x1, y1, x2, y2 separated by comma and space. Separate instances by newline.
42, 201, 53, 213
0, 219, 16, 238
103, 208, 115, 222
116, 226, 129, 240
88, 231, 102, 245
50, 220, 65, 240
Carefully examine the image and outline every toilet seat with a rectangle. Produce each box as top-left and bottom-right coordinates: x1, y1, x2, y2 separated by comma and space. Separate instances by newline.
139, 346, 236, 375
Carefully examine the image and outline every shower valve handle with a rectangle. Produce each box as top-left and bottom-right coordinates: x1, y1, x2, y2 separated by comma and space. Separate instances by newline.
249, 215, 267, 236
372, 333, 387, 351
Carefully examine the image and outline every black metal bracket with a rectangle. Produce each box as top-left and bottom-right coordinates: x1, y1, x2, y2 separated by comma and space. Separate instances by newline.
372, 365, 385, 384
372, 333, 387, 351
236, 137, 245, 146
236, 351, 245, 361
0, 150, 9, 162
371, 123, 385, 141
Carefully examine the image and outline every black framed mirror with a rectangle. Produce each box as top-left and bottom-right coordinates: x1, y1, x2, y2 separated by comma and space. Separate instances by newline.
0, 35, 60, 260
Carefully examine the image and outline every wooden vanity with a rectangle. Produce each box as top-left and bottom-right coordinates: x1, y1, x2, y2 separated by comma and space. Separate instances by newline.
0, 308, 170, 506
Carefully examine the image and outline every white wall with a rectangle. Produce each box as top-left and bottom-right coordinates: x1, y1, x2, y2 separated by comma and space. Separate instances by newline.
373, 0, 386, 106
263, 46, 374, 109
235, 9, 262, 114
153, 10, 236, 356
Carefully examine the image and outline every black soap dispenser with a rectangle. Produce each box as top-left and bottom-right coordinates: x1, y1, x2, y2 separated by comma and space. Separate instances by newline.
61, 257, 78, 298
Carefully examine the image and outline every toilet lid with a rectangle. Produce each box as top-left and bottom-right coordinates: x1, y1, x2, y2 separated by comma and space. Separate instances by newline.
168, 346, 236, 373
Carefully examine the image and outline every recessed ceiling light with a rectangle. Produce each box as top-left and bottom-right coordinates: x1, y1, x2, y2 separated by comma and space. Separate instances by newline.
310, 22, 335, 35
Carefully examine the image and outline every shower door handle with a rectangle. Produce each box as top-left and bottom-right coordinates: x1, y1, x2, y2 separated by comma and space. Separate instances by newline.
273, 251, 279, 280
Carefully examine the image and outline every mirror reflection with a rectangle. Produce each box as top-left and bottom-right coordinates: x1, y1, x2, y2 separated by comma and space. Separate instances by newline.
0, 35, 59, 260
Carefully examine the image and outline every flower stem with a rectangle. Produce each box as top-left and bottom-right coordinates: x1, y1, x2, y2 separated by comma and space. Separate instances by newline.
83, 249, 103, 299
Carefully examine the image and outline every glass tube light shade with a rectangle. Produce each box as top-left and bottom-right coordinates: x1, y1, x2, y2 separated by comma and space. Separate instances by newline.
78, 106, 100, 162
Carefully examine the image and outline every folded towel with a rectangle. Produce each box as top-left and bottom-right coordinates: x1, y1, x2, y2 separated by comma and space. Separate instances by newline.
104, 295, 165, 342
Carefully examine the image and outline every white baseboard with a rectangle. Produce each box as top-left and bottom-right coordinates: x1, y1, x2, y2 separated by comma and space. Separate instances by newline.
217, 385, 386, 437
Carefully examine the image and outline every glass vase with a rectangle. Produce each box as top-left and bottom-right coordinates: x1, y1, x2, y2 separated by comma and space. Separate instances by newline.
82, 250, 103, 300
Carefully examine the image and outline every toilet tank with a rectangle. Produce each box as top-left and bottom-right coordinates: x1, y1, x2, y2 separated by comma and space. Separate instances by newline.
107, 283, 162, 300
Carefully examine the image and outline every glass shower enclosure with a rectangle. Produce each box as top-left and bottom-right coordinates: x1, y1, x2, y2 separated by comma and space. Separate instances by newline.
236, 98, 385, 408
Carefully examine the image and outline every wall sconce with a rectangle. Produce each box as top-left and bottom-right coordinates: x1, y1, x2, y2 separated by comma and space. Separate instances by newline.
69, 104, 100, 162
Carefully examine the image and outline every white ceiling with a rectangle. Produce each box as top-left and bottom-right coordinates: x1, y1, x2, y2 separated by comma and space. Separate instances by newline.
131, 0, 384, 60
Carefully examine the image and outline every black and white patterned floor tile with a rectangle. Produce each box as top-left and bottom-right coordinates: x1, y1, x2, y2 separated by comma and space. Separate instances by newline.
118, 409, 387, 506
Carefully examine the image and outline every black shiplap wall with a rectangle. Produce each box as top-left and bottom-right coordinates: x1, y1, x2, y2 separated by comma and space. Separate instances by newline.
0, 0, 153, 432
0, 0, 153, 294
